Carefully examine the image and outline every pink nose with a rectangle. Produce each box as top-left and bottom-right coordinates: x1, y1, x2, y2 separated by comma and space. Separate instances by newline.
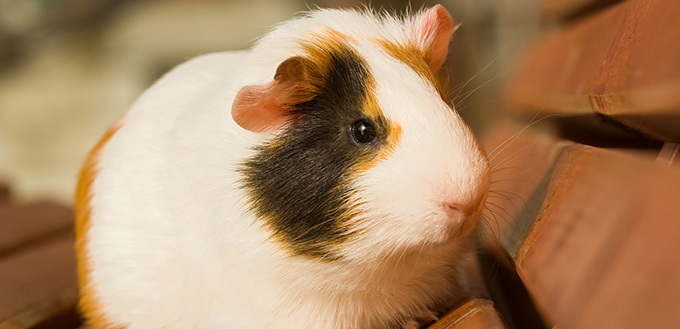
442, 202, 463, 219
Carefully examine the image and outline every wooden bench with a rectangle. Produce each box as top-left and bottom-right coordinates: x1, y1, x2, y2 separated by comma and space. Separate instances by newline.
477, 0, 680, 328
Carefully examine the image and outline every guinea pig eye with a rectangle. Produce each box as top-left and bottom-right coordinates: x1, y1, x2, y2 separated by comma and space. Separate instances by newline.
350, 119, 378, 145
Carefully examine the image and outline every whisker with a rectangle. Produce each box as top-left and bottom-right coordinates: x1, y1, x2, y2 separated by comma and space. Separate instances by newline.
450, 58, 499, 101
488, 190, 527, 208
484, 201, 516, 225
481, 207, 503, 239
489, 177, 535, 185
487, 113, 563, 162
454, 99, 498, 113
478, 214, 499, 243
490, 142, 537, 171
453, 74, 502, 109
486, 197, 520, 216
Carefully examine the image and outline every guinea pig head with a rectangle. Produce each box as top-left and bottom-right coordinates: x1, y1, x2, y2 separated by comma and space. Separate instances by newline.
232, 5, 489, 262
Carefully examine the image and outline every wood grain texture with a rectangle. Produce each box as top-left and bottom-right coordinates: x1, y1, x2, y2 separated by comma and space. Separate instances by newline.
428, 299, 506, 329
506, 0, 680, 142
512, 145, 680, 328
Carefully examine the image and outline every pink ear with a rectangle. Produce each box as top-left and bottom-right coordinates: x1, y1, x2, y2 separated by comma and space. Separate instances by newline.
413, 4, 456, 72
232, 57, 314, 132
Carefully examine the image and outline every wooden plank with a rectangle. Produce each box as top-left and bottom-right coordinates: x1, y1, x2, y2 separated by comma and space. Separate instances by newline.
0, 286, 79, 329
542, 0, 622, 20
510, 145, 680, 328
480, 121, 570, 250
0, 185, 9, 204
506, 0, 680, 142
655, 142, 680, 166
0, 234, 78, 325
428, 299, 507, 329
0, 202, 74, 257
556, 169, 680, 329
506, 1, 627, 116
479, 121, 567, 329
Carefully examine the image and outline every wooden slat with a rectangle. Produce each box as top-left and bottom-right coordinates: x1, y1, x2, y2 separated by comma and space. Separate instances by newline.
0, 202, 74, 256
0, 185, 9, 204
655, 142, 680, 166
509, 145, 680, 328
541, 0, 621, 20
428, 299, 506, 329
480, 121, 570, 250
482, 122, 680, 327
0, 233, 79, 327
0, 286, 79, 329
480, 122, 570, 329
506, 0, 680, 142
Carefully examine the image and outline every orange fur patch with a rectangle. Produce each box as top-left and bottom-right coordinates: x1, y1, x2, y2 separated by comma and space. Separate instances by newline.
375, 38, 449, 102
384, 122, 403, 157
75, 120, 125, 329
298, 28, 357, 79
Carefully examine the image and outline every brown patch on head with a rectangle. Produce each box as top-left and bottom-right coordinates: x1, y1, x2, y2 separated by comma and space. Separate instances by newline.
75, 120, 125, 329
297, 29, 356, 78
375, 38, 449, 102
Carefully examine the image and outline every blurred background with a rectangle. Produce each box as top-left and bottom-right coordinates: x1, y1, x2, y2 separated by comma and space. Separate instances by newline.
0, 0, 540, 204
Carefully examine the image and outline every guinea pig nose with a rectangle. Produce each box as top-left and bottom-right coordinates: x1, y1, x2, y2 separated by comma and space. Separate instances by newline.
441, 202, 464, 220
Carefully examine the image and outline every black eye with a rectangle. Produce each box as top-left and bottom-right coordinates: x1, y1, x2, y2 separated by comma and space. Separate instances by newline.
350, 119, 378, 145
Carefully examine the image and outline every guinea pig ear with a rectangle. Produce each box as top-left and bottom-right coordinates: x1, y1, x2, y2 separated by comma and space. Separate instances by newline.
413, 4, 457, 72
232, 56, 316, 132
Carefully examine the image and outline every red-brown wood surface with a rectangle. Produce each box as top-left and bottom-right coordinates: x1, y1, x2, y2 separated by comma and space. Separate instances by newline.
480, 121, 570, 252
513, 145, 680, 328
0, 185, 9, 204
506, 0, 680, 142
0, 233, 78, 324
428, 299, 506, 329
540, 0, 625, 20
656, 142, 680, 166
541, 0, 621, 20
0, 202, 74, 256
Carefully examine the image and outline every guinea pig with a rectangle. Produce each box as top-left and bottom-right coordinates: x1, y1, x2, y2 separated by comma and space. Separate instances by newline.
75, 4, 490, 329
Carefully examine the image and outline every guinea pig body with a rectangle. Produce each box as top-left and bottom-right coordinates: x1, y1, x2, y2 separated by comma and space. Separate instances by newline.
76, 6, 490, 329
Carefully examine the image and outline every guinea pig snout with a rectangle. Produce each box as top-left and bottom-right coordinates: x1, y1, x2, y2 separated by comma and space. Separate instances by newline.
437, 194, 484, 237
436, 167, 489, 234
440, 194, 483, 221
441, 201, 463, 220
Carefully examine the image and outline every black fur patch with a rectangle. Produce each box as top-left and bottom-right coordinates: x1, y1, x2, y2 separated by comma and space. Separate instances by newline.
240, 44, 388, 260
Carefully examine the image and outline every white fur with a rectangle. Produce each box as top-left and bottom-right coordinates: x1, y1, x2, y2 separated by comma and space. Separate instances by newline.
84, 8, 489, 329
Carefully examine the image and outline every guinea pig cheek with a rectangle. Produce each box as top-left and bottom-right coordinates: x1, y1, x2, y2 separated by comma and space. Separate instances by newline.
353, 141, 484, 252
341, 162, 445, 254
